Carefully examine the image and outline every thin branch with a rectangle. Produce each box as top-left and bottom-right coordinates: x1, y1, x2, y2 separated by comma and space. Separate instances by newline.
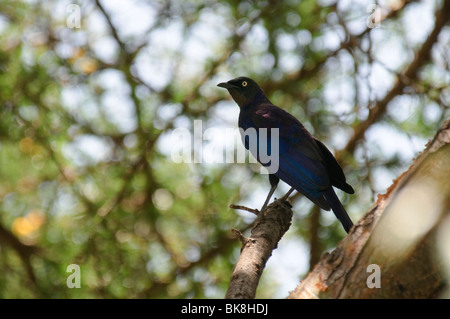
338, 0, 450, 158
229, 204, 259, 215
231, 228, 249, 246
94, 0, 127, 55
0, 222, 39, 286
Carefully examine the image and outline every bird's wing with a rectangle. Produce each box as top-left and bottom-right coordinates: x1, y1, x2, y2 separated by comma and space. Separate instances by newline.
246, 104, 331, 207
314, 138, 354, 194
252, 104, 324, 161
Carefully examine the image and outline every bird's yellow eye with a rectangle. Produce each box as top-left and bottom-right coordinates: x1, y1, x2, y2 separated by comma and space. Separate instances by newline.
242, 81, 247, 87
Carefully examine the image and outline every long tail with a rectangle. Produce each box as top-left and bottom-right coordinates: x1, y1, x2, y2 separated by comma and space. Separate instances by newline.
323, 187, 353, 233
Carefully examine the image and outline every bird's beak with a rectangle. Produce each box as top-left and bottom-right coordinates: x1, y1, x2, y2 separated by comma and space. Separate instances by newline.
217, 82, 236, 89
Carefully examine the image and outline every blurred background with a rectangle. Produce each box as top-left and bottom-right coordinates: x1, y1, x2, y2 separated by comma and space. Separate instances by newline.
0, 0, 448, 298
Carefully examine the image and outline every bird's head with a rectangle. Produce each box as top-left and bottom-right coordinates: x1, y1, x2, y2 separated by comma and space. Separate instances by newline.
217, 77, 262, 107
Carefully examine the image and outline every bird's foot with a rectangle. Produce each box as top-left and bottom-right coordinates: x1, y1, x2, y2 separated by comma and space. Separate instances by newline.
280, 187, 295, 202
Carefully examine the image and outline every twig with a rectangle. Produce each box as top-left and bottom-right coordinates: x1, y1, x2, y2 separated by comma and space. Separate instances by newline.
338, 0, 450, 159
231, 228, 249, 247
0, 223, 39, 286
229, 204, 259, 215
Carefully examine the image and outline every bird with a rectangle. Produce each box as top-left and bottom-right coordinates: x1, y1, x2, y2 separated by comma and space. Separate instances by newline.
217, 76, 354, 233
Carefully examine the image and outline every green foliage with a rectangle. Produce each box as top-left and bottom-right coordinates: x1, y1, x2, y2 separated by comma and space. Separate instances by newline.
0, 0, 448, 298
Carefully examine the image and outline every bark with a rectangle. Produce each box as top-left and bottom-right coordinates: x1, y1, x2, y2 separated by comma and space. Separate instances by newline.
225, 199, 293, 299
288, 119, 450, 299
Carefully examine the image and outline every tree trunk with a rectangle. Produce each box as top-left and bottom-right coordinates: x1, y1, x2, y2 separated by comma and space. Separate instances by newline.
288, 119, 450, 299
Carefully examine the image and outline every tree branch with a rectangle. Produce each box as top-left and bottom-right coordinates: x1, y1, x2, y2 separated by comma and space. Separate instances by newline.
226, 199, 293, 299
338, 0, 450, 159
0, 222, 39, 285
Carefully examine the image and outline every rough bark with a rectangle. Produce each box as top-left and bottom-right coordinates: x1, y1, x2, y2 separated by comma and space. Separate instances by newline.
288, 119, 450, 299
226, 199, 293, 299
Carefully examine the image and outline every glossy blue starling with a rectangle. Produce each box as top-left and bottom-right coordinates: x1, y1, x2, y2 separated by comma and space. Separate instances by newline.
218, 76, 354, 233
